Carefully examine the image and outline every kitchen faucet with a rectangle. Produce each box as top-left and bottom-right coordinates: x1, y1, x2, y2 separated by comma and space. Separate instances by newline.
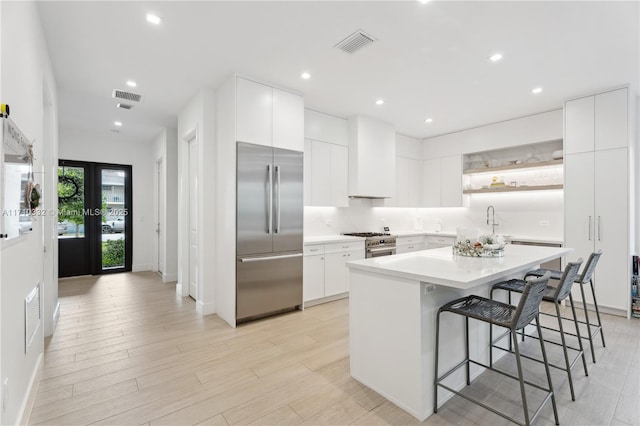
486, 205, 497, 234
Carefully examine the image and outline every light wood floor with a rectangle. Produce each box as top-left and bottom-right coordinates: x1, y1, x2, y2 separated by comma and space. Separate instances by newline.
27, 272, 639, 426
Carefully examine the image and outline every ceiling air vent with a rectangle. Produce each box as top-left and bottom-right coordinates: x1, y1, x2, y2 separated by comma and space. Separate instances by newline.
116, 103, 133, 110
334, 30, 376, 55
112, 89, 142, 103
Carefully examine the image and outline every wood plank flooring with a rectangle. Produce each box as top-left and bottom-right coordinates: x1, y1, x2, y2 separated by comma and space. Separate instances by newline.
26, 272, 640, 425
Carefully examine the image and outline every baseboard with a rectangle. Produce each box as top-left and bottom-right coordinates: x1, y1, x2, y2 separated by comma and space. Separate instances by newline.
162, 272, 178, 283
196, 300, 215, 316
51, 302, 60, 334
303, 292, 349, 308
132, 263, 153, 272
18, 353, 43, 426
175, 283, 182, 295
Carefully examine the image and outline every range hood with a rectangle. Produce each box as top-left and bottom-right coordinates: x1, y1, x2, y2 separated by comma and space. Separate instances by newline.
348, 115, 396, 199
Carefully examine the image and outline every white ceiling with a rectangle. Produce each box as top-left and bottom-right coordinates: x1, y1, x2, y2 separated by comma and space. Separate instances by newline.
37, 1, 639, 143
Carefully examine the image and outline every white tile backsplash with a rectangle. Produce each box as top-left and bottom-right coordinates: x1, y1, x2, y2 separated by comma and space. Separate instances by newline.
305, 191, 563, 240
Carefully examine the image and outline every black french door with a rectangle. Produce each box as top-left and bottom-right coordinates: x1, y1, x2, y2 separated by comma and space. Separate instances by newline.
58, 160, 132, 277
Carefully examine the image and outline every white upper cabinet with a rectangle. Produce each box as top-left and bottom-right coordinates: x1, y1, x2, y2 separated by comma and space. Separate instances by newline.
236, 77, 304, 151
304, 139, 348, 207
565, 87, 628, 154
422, 158, 441, 207
407, 158, 422, 207
595, 88, 628, 151
236, 78, 273, 146
273, 88, 304, 151
348, 116, 395, 198
440, 155, 463, 207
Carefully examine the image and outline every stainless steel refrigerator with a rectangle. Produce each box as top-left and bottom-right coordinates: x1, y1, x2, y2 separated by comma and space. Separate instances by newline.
236, 142, 303, 323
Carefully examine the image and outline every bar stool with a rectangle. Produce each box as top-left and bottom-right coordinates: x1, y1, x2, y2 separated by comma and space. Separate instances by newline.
434, 273, 559, 426
490, 259, 586, 402
524, 251, 604, 363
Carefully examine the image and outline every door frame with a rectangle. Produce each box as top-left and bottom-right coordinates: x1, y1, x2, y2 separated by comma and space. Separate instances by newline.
178, 128, 199, 299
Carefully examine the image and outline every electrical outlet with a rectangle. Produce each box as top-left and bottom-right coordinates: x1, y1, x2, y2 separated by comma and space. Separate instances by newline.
539, 220, 550, 227
423, 284, 436, 295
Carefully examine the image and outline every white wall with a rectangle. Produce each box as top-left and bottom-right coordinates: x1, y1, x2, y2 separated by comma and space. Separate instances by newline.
177, 89, 216, 316
59, 127, 155, 272
152, 128, 178, 282
0, 2, 59, 424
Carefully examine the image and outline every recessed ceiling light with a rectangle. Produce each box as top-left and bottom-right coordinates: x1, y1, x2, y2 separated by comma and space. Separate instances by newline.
375, 99, 384, 105
114, 121, 122, 127
126, 80, 137, 88
301, 72, 311, 80
489, 53, 503, 62
417, 0, 431, 4
146, 13, 161, 25
425, 118, 433, 123
531, 87, 543, 94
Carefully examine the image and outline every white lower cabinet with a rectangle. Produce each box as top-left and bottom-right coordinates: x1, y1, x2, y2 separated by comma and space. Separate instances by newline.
396, 235, 426, 254
303, 241, 365, 304
426, 235, 455, 249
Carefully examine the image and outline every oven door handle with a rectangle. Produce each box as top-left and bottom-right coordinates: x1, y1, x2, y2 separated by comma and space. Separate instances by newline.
368, 246, 396, 253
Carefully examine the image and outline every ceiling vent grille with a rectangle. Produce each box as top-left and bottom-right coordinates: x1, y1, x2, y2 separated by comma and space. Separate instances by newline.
112, 89, 142, 102
334, 30, 376, 54
116, 103, 133, 110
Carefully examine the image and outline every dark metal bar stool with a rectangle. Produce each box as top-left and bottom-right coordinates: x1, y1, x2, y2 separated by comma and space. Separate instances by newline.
524, 251, 604, 363
490, 259, 586, 402
434, 273, 559, 426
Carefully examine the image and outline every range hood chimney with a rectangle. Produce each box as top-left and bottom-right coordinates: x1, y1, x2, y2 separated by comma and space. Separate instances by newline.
348, 116, 395, 199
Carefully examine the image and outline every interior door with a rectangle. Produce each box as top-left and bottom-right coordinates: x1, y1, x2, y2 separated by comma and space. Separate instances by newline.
272, 147, 303, 253
237, 142, 273, 256
189, 138, 198, 299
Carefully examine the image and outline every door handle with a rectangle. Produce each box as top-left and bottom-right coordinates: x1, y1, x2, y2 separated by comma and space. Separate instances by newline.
267, 165, 273, 235
275, 165, 281, 234
588, 216, 592, 241
368, 247, 394, 253
239, 253, 302, 262
597, 216, 601, 241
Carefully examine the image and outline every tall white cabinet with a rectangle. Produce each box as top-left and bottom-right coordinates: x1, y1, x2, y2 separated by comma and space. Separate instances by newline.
564, 87, 630, 315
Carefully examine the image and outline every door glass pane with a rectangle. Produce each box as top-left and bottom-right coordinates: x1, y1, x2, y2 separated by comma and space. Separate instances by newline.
101, 169, 126, 270
58, 166, 85, 238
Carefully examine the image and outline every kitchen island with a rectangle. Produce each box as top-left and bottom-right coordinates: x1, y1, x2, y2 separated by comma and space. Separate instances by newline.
346, 244, 572, 421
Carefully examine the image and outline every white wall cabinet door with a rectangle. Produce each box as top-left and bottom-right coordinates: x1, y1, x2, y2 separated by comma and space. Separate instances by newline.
441, 155, 463, 207
564, 151, 595, 267
236, 78, 272, 146
324, 251, 348, 296
394, 157, 409, 207
330, 144, 349, 207
422, 158, 441, 207
273, 88, 304, 151
565, 96, 594, 155
594, 148, 629, 311
407, 159, 422, 207
303, 254, 325, 302
595, 88, 628, 151
310, 141, 331, 206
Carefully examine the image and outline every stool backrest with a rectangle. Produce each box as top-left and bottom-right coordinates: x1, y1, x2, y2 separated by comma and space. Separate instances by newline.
554, 259, 583, 301
578, 251, 602, 284
514, 272, 551, 330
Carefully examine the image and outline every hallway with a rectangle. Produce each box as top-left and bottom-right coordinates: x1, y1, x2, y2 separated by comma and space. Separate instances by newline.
26, 272, 640, 425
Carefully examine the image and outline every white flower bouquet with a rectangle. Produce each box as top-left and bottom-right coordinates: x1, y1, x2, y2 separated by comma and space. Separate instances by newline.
453, 234, 505, 258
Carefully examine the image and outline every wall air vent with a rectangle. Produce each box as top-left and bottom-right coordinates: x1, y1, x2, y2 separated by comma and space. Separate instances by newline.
334, 30, 376, 54
116, 103, 133, 110
112, 89, 142, 102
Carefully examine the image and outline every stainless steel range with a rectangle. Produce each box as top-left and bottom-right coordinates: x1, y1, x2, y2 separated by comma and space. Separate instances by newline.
342, 232, 397, 258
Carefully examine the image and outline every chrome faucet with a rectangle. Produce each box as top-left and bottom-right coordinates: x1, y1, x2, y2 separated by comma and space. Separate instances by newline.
486, 205, 497, 234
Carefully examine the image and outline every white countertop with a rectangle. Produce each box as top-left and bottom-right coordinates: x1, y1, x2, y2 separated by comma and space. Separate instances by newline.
304, 235, 365, 245
346, 244, 573, 290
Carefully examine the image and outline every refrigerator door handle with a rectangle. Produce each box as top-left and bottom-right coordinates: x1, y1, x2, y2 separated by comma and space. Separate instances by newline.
239, 253, 303, 262
275, 165, 281, 234
267, 165, 273, 234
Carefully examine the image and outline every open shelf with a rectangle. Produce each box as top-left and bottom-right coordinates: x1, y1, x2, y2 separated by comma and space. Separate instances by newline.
463, 159, 563, 175
463, 184, 563, 194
